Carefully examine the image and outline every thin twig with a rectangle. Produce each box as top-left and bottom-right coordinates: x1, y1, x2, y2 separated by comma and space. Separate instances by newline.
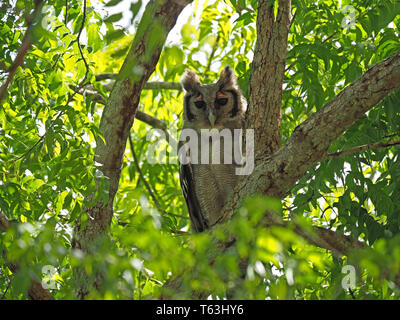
9, 1, 91, 162
128, 133, 188, 220
144, 81, 182, 91
73, 84, 178, 145
9, 80, 90, 163
170, 229, 189, 235
323, 140, 400, 161
65, 0, 68, 26
9, 137, 43, 162
9, 83, 90, 163
76, 0, 89, 88
95, 73, 117, 81
205, 33, 220, 73
1, 279, 11, 299
289, 9, 297, 30
95, 73, 182, 91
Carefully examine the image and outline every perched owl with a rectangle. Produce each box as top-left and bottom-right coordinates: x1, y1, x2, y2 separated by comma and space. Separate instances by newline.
179, 66, 247, 232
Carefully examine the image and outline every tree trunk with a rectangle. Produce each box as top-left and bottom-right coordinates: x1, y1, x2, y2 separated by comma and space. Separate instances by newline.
72, 0, 192, 299
246, 0, 291, 158
71, 0, 400, 299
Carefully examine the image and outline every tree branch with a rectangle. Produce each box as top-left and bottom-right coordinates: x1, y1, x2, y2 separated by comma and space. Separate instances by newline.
128, 133, 188, 220
73, 84, 177, 144
0, 211, 10, 232
257, 210, 365, 256
323, 140, 400, 161
72, 0, 192, 299
95, 73, 117, 81
76, 0, 89, 88
0, 0, 44, 104
144, 81, 182, 91
99, 80, 182, 91
135, 110, 178, 146
205, 33, 220, 73
246, 0, 291, 158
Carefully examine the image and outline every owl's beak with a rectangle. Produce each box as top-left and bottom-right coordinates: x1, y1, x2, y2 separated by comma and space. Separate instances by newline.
208, 109, 217, 126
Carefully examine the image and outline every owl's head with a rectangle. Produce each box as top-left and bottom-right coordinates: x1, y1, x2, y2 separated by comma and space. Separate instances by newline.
181, 66, 247, 130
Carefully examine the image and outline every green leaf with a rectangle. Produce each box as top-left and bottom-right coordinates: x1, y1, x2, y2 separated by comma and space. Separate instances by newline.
104, 13, 123, 23
26, 179, 45, 193
87, 23, 103, 52
104, 0, 124, 7
105, 29, 125, 43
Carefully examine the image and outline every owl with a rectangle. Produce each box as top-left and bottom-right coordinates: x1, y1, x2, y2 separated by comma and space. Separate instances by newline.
178, 66, 247, 232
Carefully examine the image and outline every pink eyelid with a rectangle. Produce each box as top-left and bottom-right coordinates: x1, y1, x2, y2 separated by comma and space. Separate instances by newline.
217, 92, 227, 99
194, 92, 227, 101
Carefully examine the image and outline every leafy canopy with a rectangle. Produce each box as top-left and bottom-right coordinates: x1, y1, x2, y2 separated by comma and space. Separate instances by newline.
1, 0, 400, 299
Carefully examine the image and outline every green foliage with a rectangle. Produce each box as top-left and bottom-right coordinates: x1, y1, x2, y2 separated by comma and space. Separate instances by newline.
1, 0, 400, 300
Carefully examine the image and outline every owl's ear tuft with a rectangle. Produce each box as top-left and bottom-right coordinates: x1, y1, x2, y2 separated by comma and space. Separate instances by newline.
218, 66, 238, 89
181, 69, 200, 92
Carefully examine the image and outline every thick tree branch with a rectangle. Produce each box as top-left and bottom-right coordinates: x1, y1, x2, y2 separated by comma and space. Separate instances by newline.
219, 49, 400, 225
134, 110, 178, 146
72, 0, 192, 299
0, 211, 9, 232
246, 0, 291, 158
259, 211, 365, 256
95, 72, 181, 91
144, 81, 182, 91
95, 73, 117, 81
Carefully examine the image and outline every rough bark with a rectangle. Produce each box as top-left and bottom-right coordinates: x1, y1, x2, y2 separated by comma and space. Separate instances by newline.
72, 0, 192, 299
246, 0, 291, 158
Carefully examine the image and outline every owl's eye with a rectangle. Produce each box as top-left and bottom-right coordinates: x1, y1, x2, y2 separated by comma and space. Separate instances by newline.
194, 100, 206, 109
216, 98, 228, 106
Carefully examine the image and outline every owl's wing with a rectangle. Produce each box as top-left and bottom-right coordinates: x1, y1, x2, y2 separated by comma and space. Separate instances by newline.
178, 142, 209, 232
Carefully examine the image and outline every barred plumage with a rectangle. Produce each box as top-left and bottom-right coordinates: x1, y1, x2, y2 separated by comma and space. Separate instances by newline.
179, 67, 247, 232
